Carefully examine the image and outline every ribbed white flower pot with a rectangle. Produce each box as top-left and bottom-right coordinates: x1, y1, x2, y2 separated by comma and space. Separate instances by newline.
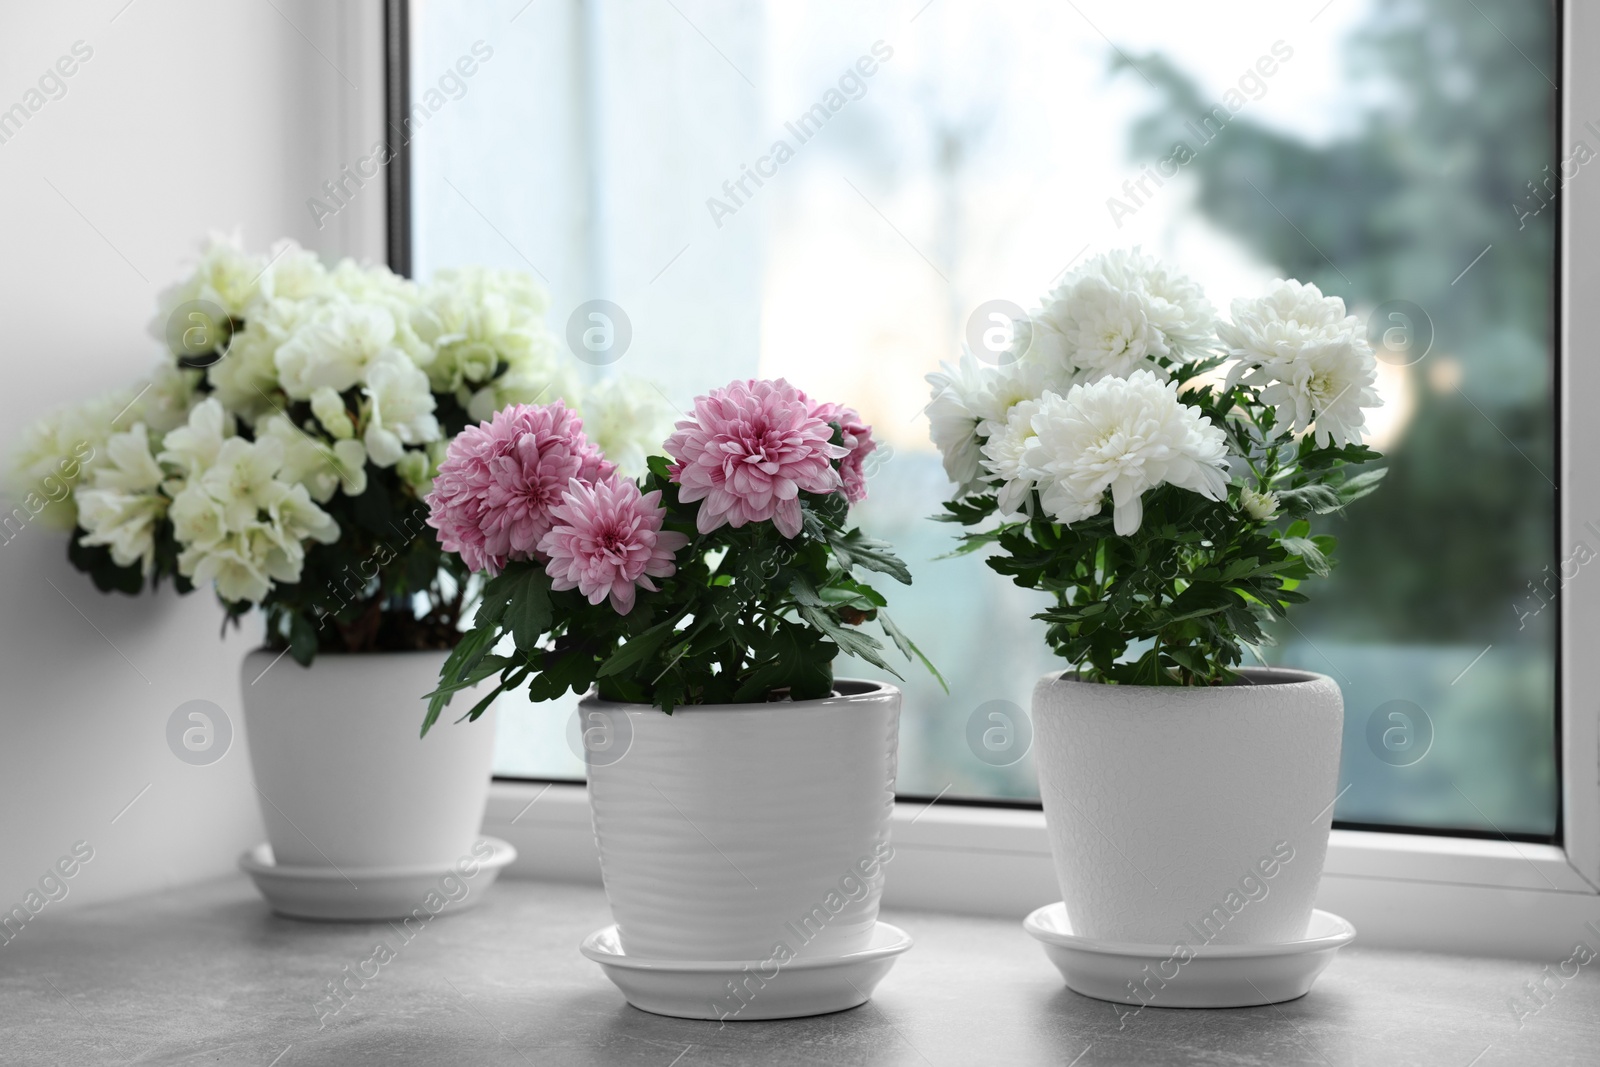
241, 648, 498, 870
1032, 667, 1343, 946
583, 680, 900, 961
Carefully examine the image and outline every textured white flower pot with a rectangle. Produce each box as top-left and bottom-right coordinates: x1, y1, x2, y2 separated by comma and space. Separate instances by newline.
240, 648, 497, 870
583, 680, 900, 961
1033, 667, 1343, 946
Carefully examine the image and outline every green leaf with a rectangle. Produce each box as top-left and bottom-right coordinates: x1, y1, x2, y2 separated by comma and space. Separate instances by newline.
1279, 536, 1331, 577
1338, 467, 1388, 504
1275, 483, 1342, 516
505, 566, 556, 652
824, 527, 913, 585
798, 604, 901, 677
878, 610, 947, 691
597, 618, 677, 678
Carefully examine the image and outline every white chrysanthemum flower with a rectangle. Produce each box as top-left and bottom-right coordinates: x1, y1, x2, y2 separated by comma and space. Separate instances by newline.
1219, 280, 1381, 448
580, 376, 676, 479
8, 390, 134, 530
150, 232, 265, 354
981, 397, 1042, 516
925, 353, 989, 496
1239, 486, 1280, 521
969, 356, 1064, 435
275, 300, 399, 400
1034, 248, 1215, 383
257, 415, 367, 502
75, 424, 168, 574
413, 267, 557, 393
1253, 336, 1379, 449
1024, 370, 1230, 535
1219, 279, 1349, 362
362, 351, 440, 467
157, 398, 235, 481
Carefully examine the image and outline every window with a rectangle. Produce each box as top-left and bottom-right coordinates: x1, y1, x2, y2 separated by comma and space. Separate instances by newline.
404, 0, 1560, 840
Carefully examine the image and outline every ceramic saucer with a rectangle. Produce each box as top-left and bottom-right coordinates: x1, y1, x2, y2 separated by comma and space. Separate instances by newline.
1024, 904, 1354, 1008
239, 836, 516, 921
580, 920, 913, 1020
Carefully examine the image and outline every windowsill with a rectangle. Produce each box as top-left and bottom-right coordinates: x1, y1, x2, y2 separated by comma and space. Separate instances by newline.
486, 780, 1600, 959
10, 874, 1600, 1064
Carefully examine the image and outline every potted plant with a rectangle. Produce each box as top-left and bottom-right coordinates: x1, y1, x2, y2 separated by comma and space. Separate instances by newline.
926, 249, 1385, 949
423, 378, 941, 1018
8, 234, 674, 915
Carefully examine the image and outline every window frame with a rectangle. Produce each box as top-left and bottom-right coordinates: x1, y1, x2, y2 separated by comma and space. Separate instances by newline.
383, 0, 1600, 953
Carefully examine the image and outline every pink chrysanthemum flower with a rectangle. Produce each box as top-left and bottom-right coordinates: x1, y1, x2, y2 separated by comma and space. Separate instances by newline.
810, 400, 877, 504
538, 477, 690, 614
664, 378, 846, 538
427, 402, 612, 575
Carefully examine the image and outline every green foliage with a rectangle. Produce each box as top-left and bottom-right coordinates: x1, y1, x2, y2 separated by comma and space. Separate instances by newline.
422, 453, 942, 735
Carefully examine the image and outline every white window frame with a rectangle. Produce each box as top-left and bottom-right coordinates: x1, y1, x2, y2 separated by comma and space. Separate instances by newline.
372, 0, 1600, 956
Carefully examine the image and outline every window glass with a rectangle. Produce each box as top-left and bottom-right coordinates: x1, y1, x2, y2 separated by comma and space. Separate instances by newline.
410, 0, 1559, 836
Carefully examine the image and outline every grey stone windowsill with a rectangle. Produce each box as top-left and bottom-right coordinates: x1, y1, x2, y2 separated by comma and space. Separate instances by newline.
2, 876, 1597, 1066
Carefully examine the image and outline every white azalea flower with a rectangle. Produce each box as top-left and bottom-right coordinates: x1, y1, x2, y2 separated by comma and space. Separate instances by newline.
158, 398, 235, 481
1034, 248, 1215, 383
309, 386, 356, 440
87, 424, 164, 492
8, 390, 134, 530
464, 353, 580, 425
170, 428, 338, 603
579, 376, 676, 479
208, 297, 315, 421
150, 232, 264, 353
1024, 370, 1230, 535
257, 415, 367, 502
197, 436, 288, 530
258, 239, 327, 303
274, 300, 398, 399
75, 424, 169, 574
1219, 280, 1381, 448
395, 449, 434, 495
413, 267, 557, 393
180, 536, 272, 604
168, 485, 228, 552
327, 259, 434, 368
362, 351, 440, 467
981, 397, 1043, 516
76, 489, 166, 574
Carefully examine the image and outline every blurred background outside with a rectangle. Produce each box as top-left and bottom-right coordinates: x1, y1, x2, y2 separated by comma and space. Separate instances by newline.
412, 0, 1559, 837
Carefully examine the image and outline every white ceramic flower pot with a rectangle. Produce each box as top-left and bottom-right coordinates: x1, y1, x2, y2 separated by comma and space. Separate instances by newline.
1032, 667, 1343, 946
583, 680, 900, 961
240, 648, 497, 871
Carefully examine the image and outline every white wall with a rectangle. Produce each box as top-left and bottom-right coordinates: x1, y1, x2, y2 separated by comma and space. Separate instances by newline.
0, 0, 384, 915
